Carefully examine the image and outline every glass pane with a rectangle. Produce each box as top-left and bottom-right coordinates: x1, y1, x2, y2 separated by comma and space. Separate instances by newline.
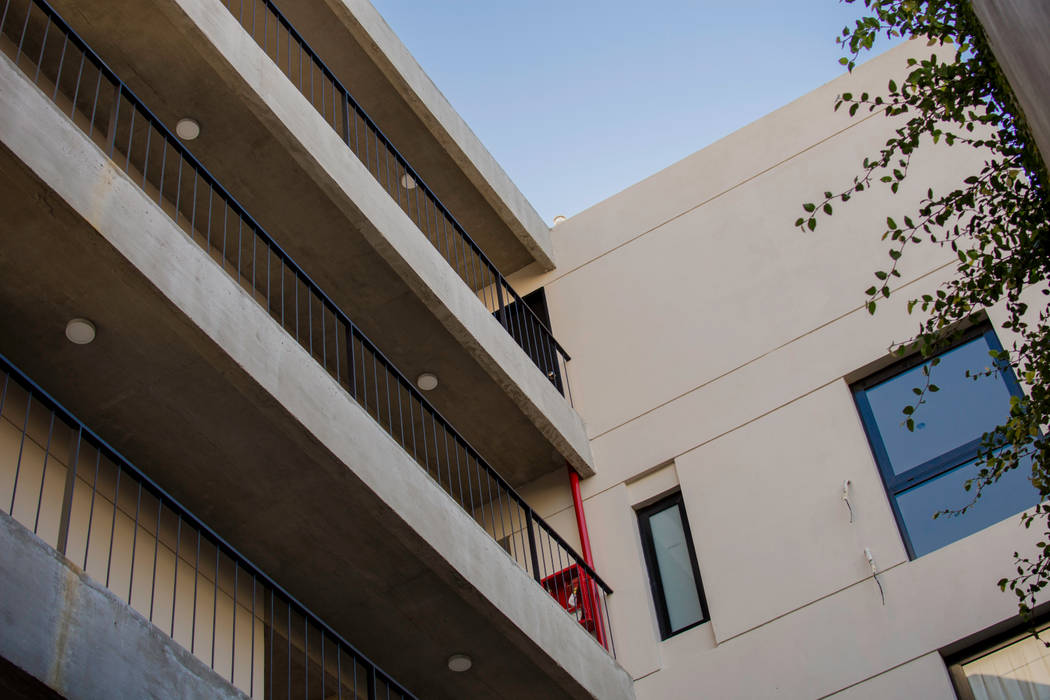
649, 504, 703, 633
864, 334, 1015, 476
962, 632, 1050, 700
895, 453, 1040, 557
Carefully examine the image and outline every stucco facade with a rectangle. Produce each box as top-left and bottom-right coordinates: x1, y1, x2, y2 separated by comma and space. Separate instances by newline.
509, 39, 1050, 699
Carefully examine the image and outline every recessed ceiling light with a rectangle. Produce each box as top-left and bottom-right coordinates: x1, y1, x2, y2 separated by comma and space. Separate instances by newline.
447, 654, 472, 672
175, 118, 200, 141
65, 318, 96, 345
416, 372, 438, 391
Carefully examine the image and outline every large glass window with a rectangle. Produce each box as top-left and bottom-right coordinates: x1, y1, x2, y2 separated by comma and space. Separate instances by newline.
637, 492, 709, 639
852, 324, 1041, 558
946, 620, 1050, 700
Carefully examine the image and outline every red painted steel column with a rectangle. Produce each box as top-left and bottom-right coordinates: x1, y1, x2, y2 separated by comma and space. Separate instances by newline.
569, 465, 608, 650
568, 466, 595, 569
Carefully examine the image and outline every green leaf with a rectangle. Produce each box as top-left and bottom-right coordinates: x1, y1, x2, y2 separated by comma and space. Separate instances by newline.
803, 203, 816, 213
887, 217, 898, 229
823, 203, 833, 215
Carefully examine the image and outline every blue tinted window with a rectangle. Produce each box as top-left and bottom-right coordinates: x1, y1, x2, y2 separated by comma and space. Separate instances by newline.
863, 336, 1015, 477
895, 452, 1038, 557
853, 326, 1039, 558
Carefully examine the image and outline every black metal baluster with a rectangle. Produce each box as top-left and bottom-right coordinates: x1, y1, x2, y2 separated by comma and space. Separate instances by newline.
128, 482, 142, 604
8, 392, 32, 516
31, 411, 56, 534
103, 466, 120, 589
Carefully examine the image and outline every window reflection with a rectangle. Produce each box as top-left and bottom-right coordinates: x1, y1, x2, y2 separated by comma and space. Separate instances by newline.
853, 325, 1040, 558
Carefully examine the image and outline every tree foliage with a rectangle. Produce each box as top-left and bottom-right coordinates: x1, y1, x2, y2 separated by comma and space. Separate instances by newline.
797, 0, 1050, 615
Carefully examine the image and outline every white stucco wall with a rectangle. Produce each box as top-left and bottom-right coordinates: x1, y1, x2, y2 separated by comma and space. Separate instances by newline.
512, 40, 1046, 698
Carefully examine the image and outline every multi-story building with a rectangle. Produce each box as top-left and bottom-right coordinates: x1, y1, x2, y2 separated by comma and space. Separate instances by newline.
0, 0, 1047, 698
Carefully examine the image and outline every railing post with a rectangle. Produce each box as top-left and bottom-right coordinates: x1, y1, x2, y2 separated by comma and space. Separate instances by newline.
107, 80, 122, 156
55, 426, 82, 556
525, 508, 541, 584
342, 91, 351, 146
367, 665, 377, 700
495, 280, 508, 330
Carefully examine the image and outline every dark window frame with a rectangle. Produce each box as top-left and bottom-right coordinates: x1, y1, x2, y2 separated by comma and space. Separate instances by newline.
852, 323, 1028, 559
943, 614, 1050, 700
636, 492, 710, 639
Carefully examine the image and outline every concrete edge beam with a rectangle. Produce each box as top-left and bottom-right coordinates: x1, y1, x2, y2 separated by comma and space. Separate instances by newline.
0, 510, 248, 700
971, 0, 1050, 169
165, 0, 595, 477
321, 0, 556, 271
0, 57, 632, 700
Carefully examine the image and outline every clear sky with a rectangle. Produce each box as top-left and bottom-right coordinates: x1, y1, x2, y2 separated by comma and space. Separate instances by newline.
369, 1, 900, 224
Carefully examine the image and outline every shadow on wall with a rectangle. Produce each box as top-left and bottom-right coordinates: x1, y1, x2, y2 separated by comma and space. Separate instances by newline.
963, 675, 1050, 700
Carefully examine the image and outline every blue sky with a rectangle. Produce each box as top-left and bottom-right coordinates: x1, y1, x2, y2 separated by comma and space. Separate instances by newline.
370, 1, 899, 223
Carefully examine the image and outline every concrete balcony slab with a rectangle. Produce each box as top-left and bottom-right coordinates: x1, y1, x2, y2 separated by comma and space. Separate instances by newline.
0, 54, 630, 700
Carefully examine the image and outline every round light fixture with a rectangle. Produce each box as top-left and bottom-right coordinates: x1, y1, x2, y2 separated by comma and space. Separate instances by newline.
447, 654, 472, 673
400, 173, 417, 190
65, 318, 96, 345
416, 372, 438, 391
175, 118, 201, 141
552, 215, 567, 227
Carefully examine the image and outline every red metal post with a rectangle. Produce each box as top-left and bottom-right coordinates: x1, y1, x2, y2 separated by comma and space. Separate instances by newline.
568, 465, 608, 650
569, 466, 595, 568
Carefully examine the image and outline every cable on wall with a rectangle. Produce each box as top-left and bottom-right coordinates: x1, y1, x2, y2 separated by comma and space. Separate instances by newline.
842, 479, 854, 523
865, 548, 885, 605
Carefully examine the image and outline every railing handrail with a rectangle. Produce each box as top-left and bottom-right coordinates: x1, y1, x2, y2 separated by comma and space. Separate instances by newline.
250, 0, 570, 363
0, 351, 415, 698
14, 0, 607, 601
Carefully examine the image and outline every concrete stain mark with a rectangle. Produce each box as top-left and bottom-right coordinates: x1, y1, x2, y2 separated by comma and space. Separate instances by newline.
85, 163, 118, 232
45, 565, 79, 692
3, 51, 116, 231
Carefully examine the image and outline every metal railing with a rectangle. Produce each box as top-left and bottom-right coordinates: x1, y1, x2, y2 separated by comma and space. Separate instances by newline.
217, 0, 570, 396
0, 354, 415, 700
0, 0, 614, 655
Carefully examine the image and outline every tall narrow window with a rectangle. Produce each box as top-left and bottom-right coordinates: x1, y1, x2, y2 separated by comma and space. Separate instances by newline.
637, 492, 709, 639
